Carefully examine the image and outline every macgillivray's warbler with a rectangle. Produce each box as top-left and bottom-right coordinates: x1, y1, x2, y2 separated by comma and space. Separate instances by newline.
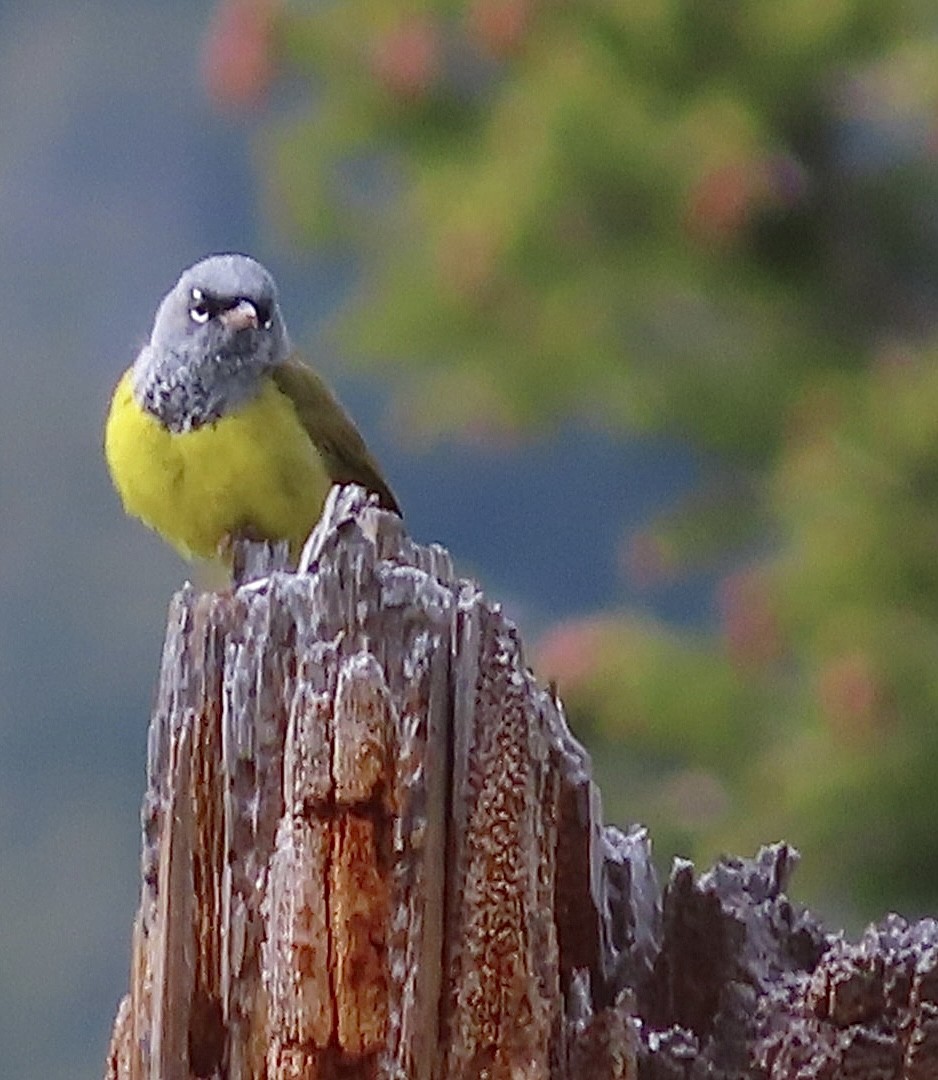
104, 253, 400, 567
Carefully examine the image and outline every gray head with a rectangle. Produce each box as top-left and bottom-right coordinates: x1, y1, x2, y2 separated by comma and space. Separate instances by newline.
133, 253, 291, 432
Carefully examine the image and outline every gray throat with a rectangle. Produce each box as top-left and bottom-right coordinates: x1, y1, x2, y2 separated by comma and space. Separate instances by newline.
132, 346, 266, 434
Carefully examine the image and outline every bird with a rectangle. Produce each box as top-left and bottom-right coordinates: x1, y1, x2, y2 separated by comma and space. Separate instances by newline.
104, 253, 400, 566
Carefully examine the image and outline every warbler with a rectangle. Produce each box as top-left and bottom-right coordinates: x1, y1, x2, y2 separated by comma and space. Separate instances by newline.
104, 253, 399, 564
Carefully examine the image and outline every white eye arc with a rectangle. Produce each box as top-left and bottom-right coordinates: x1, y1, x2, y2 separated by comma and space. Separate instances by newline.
189, 287, 211, 324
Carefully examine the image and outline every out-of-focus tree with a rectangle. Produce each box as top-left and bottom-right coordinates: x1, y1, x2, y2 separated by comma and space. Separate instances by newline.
204, 0, 938, 923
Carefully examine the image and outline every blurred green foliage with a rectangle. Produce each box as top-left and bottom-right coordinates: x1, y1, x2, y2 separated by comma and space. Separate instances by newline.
211, 0, 938, 922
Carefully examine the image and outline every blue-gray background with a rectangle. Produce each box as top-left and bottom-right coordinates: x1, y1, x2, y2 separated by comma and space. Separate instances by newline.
0, 4, 705, 1077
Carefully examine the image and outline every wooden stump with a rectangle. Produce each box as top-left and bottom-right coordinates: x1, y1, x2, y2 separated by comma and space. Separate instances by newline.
105, 486, 938, 1080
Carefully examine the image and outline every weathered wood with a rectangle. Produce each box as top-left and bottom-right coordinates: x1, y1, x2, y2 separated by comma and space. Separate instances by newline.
106, 485, 938, 1080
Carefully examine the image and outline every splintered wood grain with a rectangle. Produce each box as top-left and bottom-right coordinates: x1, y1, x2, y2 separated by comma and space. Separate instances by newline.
106, 484, 634, 1080
264, 816, 334, 1055
260, 622, 337, 1075
333, 654, 393, 809
220, 588, 294, 1077
190, 696, 226, 1079
104, 995, 132, 1080
110, 913, 148, 1080
443, 601, 561, 1079
331, 814, 389, 1055
331, 655, 393, 1056
264, 654, 395, 1071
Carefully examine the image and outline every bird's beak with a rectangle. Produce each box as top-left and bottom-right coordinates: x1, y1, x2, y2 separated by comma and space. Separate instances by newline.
219, 300, 259, 332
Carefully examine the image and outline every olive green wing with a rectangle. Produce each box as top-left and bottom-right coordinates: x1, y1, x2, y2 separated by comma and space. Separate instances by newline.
272, 357, 402, 516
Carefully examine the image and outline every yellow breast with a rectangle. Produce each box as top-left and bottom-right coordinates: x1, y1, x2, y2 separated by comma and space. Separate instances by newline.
104, 369, 332, 559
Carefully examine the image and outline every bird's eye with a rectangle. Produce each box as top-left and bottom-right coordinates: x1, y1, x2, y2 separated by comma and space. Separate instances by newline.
189, 287, 212, 324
